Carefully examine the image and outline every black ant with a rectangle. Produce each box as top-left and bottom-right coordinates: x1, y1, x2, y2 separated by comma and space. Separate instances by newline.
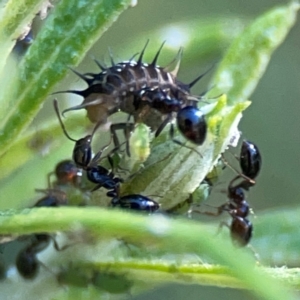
222, 139, 261, 187
109, 185, 159, 213
54, 99, 94, 169
16, 234, 60, 279
50, 159, 82, 187
220, 178, 253, 247
54, 98, 125, 194
17, 192, 68, 279
87, 162, 124, 193
196, 140, 261, 247
84, 146, 158, 210
34, 189, 67, 207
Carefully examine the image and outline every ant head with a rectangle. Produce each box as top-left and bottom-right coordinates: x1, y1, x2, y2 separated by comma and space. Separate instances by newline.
53, 99, 94, 168
73, 135, 93, 168
55, 160, 80, 185
240, 140, 262, 180
228, 185, 245, 203
176, 106, 207, 145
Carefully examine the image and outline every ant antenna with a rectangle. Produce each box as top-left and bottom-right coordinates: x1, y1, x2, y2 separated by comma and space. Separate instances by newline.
221, 155, 255, 185
53, 99, 77, 142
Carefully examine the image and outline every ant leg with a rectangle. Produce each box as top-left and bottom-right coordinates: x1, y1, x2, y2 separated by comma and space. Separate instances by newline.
221, 155, 255, 185
90, 136, 113, 166
192, 203, 228, 217
216, 220, 230, 236
110, 123, 134, 156
47, 171, 55, 189
90, 182, 104, 192
155, 115, 172, 138
106, 142, 130, 174
228, 174, 254, 192
50, 235, 78, 252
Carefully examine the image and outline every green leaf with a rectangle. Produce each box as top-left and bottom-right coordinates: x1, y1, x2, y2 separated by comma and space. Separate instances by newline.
253, 206, 300, 266
0, 0, 47, 72
0, 207, 297, 300
0, 2, 299, 300
0, 0, 134, 157
208, 2, 300, 104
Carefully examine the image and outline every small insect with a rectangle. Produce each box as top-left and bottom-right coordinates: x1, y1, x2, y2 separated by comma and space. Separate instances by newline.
223, 140, 262, 187
55, 42, 208, 153
239, 139, 262, 185
34, 189, 68, 207
221, 179, 253, 247
17, 189, 70, 279
51, 159, 82, 187
197, 181, 253, 247
54, 99, 95, 168
92, 270, 133, 294
16, 234, 57, 279
55, 98, 127, 195
196, 140, 262, 247
13, 29, 33, 56
87, 164, 123, 193
109, 185, 159, 213
57, 265, 133, 295
222, 141, 261, 246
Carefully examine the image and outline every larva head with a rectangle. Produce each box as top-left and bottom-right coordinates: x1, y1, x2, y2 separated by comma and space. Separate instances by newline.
176, 106, 207, 145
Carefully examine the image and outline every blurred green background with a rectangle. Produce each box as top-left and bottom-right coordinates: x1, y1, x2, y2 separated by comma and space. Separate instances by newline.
1, 0, 300, 299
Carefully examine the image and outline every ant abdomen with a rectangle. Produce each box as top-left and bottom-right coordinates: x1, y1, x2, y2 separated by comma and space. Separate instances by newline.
230, 216, 253, 247
240, 140, 262, 180
111, 194, 159, 213
16, 248, 39, 279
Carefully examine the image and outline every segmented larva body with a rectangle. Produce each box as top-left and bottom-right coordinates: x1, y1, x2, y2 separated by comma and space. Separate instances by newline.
60, 42, 201, 129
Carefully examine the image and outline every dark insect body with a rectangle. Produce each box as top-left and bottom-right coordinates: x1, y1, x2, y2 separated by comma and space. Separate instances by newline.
92, 270, 133, 294
16, 190, 67, 279
16, 234, 53, 279
223, 140, 262, 187
34, 189, 67, 207
239, 140, 262, 182
54, 99, 127, 194
53, 159, 82, 186
223, 178, 253, 247
55, 42, 208, 151
14, 29, 33, 56
108, 182, 159, 213
87, 164, 123, 193
88, 168, 159, 212
111, 194, 159, 213
222, 140, 261, 246
198, 140, 262, 247
57, 266, 133, 294
54, 99, 93, 168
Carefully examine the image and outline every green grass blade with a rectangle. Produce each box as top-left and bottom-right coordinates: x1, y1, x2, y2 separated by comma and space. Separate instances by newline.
208, 2, 300, 104
253, 206, 300, 266
0, 0, 46, 72
0, 0, 134, 157
0, 207, 297, 300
